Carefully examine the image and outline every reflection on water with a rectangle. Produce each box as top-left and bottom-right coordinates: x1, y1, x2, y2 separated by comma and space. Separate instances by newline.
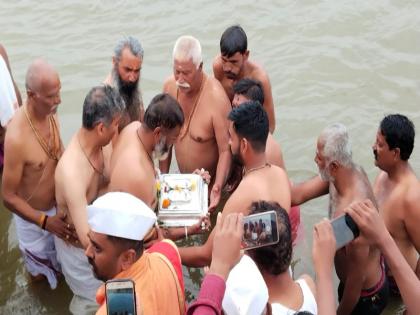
1, 0, 419, 314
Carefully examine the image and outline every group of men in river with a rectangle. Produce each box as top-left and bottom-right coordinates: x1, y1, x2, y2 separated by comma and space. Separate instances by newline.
0, 24, 419, 315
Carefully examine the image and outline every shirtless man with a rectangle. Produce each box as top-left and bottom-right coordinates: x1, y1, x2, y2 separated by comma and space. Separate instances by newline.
305, 123, 389, 314
104, 36, 144, 131
232, 78, 284, 168
1, 59, 71, 289
54, 85, 124, 314
372, 114, 420, 289
108, 93, 208, 240
213, 25, 276, 133
179, 102, 291, 267
162, 35, 231, 211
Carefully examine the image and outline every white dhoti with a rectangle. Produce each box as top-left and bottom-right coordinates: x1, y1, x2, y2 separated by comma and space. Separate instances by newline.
13, 207, 61, 289
54, 236, 102, 315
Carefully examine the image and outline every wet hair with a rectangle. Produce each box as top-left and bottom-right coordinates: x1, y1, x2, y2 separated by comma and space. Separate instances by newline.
172, 35, 202, 68
114, 36, 144, 62
380, 114, 415, 161
233, 78, 264, 105
228, 101, 268, 152
294, 312, 315, 315
220, 25, 248, 57
248, 201, 292, 275
82, 85, 125, 130
107, 235, 143, 258
319, 123, 353, 167
143, 93, 184, 131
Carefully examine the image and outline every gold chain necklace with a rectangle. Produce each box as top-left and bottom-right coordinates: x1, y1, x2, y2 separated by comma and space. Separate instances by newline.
243, 162, 271, 177
77, 133, 104, 175
24, 105, 60, 161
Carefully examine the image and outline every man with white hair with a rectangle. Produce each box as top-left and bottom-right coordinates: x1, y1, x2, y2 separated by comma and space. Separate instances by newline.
162, 35, 231, 211
294, 123, 390, 314
104, 36, 144, 131
85, 192, 185, 315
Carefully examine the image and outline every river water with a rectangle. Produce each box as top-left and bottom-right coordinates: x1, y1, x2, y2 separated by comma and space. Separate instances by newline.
1, 0, 419, 314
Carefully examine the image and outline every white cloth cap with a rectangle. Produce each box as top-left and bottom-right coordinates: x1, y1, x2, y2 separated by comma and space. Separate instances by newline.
87, 192, 156, 241
222, 255, 269, 315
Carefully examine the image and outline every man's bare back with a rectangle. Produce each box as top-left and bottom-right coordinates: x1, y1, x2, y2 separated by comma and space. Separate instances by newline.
163, 73, 231, 178
108, 121, 156, 207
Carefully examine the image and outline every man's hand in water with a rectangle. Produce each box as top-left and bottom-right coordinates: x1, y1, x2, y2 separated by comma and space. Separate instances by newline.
45, 211, 77, 242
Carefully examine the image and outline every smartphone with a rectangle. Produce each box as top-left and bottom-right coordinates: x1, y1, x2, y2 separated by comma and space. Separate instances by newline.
331, 214, 360, 250
105, 279, 136, 315
242, 210, 279, 250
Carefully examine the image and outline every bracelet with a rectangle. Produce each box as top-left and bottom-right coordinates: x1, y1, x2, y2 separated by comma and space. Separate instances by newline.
38, 213, 46, 228
184, 226, 188, 239
41, 215, 49, 230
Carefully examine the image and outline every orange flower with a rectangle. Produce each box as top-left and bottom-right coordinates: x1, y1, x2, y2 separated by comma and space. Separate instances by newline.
162, 198, 171, 208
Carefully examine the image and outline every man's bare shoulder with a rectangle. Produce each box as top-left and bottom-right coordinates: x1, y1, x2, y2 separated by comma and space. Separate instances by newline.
55, 138, 82, 178
247, 60, 270, 84
5, 108, 26, 145
404, 179, 420, 212
212, 54, 223, 79
205, 77, 230, 109
163, 75, 176, 95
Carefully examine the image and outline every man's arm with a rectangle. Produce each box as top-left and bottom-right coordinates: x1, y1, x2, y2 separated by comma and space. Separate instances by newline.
312, 219, 336, 315
404, 190, 420, 278
208, 96, 231, 212
346, 200, 420, 315
291, 175, 329, 206
57, 169, 90, 248
336, 244, 369, 315
259, 73, 275, 133
180, 187, 249, 267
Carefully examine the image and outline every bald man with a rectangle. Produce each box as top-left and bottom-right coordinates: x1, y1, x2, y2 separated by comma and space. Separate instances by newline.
2, 59, 75, 289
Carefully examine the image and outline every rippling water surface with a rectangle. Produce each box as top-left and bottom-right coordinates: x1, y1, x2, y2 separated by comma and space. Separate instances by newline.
1, 1, 419, 314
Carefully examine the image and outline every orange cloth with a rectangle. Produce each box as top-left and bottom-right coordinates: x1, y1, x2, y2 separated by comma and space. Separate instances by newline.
95, 240, 185, 315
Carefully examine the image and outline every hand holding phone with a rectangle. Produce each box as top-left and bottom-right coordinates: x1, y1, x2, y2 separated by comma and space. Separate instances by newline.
242, 210, 279, 250
331, 213, 360, 250
105, 279, 137, 315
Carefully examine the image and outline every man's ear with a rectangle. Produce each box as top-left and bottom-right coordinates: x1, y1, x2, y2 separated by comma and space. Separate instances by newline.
393, 147, 401, 160
329, 161, 339, 174
120, 249, 137, 271
198, 62, 203, 71
240, 138, 248, 155
244, 50, 250, 60
112, 56, 117, 67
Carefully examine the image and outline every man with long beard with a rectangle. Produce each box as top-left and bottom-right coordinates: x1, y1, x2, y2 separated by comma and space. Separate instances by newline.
104, 36, 144, 131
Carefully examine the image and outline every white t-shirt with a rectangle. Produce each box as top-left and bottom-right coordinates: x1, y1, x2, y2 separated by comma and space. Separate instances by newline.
0, 55, 17, 127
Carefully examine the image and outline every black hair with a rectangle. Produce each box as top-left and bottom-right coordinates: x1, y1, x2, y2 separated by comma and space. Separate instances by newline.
233, 78, 264, 105
380, 114, 415, 161
228, 101, 268, 152
220, 25, 248, 57
248, 201, 292, 275
82, 85, 125, 130
143, 93, 184, 131
107, 235, 144, 258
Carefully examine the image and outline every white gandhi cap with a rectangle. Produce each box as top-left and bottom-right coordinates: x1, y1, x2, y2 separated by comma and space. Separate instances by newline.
87, 192, 157, 241
222, 255, 269, 315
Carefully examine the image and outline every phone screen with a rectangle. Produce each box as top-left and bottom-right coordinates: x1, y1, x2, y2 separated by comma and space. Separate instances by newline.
331, 214, 359, 250
106, 279, 136, 315
242, 210, 279, 250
